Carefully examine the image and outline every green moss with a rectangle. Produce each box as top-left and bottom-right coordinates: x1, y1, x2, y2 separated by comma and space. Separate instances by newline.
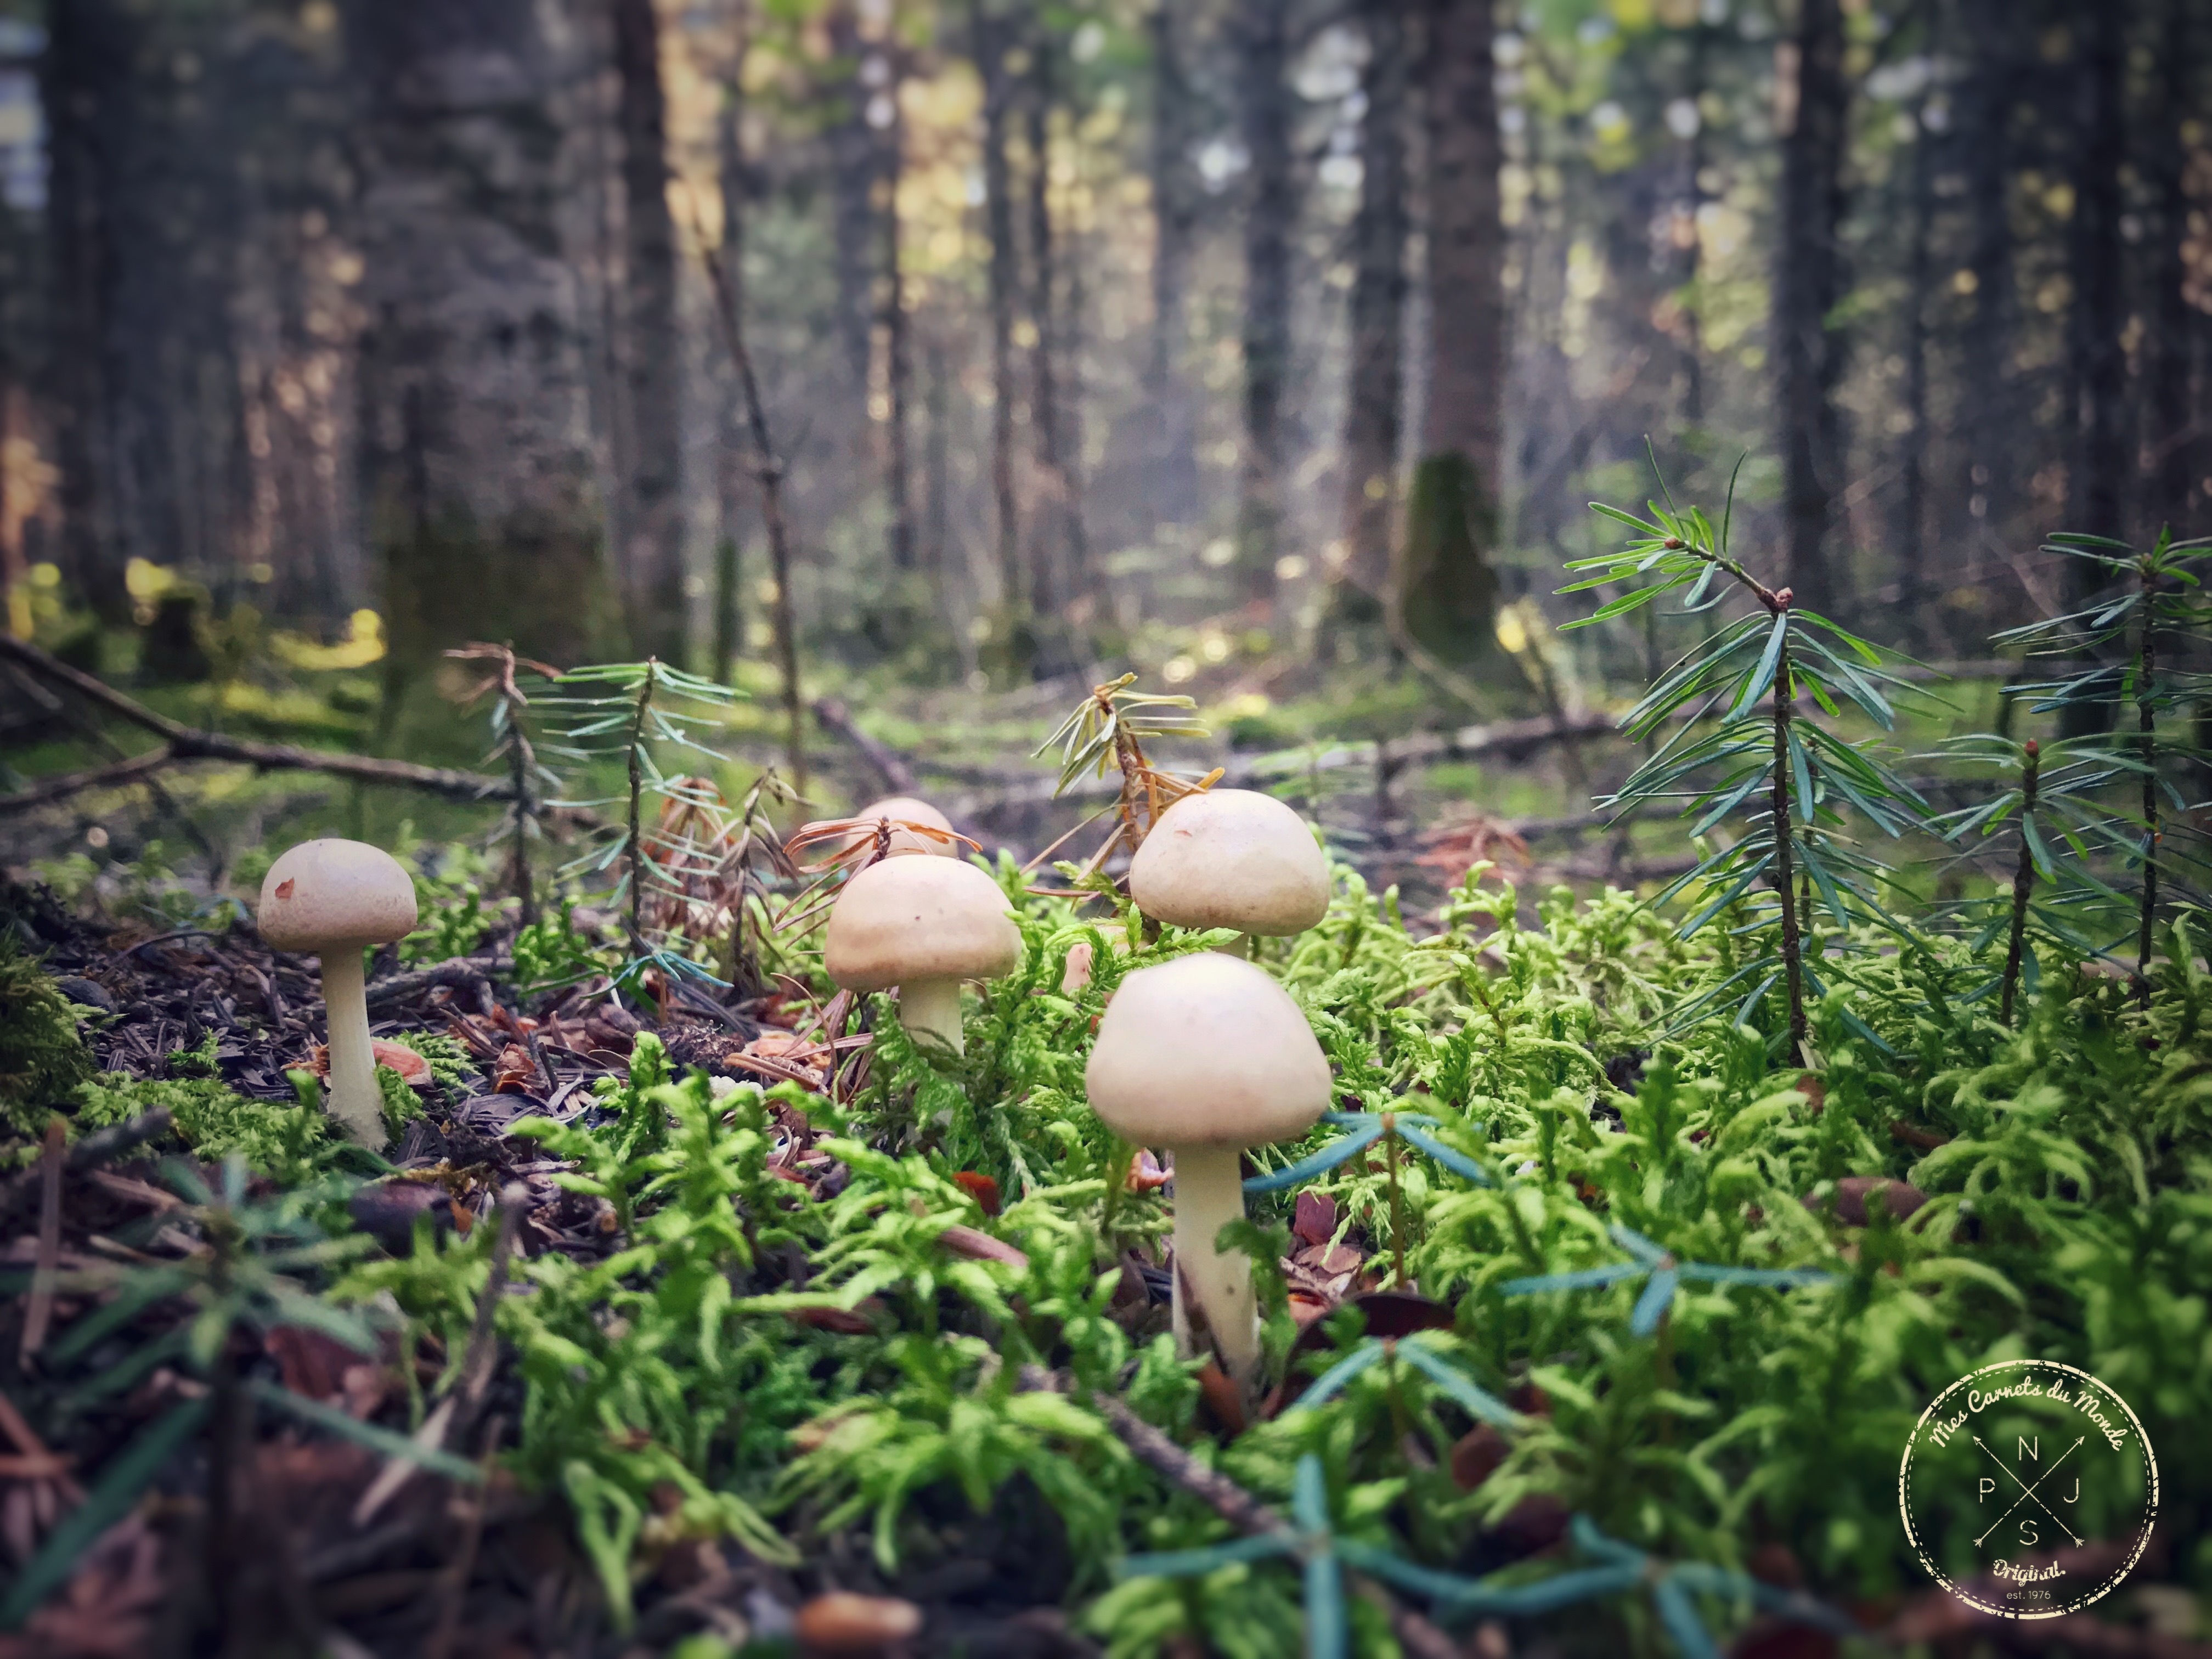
0, 936, 98, 1139
71, 1039, 335, 1182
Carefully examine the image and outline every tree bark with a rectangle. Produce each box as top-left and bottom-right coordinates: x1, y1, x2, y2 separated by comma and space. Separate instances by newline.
1335, 0, 1410, 620
1774, 0, 1848, 621
1025, 35, 1089, 624
828, 3, 880, 389
43, 0, 127, 623
611, 0, 689, 664
978, 3, 1023, 618
1898, 88, 1935, 627
2067, 3, 2127, 563
348, 0, 613, 672
1957, 0, 2015, 541
713, 31, 749, 686
1234, 0, 1293, 607
883, 55, 918, 577
1401, 0, 1503, 665
2146, 0, 2196, 540
1144, 0, 1200, 529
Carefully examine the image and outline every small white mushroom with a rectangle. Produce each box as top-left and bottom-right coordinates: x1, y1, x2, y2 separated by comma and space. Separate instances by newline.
823, 855, 1023, 1057
258, 839, 419, 1149
1128, 788, 1330, 955
1085, 952, 1331, 1385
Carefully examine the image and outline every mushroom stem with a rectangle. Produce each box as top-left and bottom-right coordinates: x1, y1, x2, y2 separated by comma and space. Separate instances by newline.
318, 949, 387, 1149
1168, 1142, 1260, 1384
1215, 933, 1251, 959
897, 978, 964, 1058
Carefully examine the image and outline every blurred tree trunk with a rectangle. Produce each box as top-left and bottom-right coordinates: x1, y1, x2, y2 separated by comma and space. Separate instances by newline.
828, 4, 879, 389
713, 43, 748, 686
1400, 0, 1502, 665
1143, 0, 1199, 529
2066, 4, 2127, 563
1898, 89, 1934, 627
1957, 0, 2015, 545
883, 57, 917, 577
2146, 0, 2196, 539
1234, 0, 1291, 608
1334, 0, 1409, 623
611, 0, 688, 664
978, 4, 1022, 621
1775, 0, 1848, 619
1026, 36, 1088, 624
349, 0, 612, 673
2059, 1, 2126, 740
44, 0, 126, 623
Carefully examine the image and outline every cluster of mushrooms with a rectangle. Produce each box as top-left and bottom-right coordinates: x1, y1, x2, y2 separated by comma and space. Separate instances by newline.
256, 784, 1337, 1390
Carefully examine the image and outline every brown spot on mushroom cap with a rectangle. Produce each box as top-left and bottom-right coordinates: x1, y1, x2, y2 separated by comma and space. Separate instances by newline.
822, 854, 1023, 991
1085, 952, 1331, 1147
1128, 788, 1330, 936
256, 839, 417, 952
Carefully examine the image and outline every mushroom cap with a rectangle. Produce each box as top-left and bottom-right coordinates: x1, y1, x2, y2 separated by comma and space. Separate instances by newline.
851, 795, 958, 857
1086, 952, 1331, 1147
823, 854, 1024, 991
257, 839, 418, 951
1128, 789, 1329, 936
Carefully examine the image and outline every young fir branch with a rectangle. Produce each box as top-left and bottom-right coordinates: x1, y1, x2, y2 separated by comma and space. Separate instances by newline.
1030, 674, 1218, 885
537, 659, 747, 985
445, 644, 562, 913
1560, 476, 1927, 1058
1997, 528, 2212, 1002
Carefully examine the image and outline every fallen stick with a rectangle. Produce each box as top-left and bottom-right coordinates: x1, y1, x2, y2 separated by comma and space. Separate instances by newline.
365, 956, 505, 1009
18, 1119, 66, 1367
0, 748, 178, 815
0, 1108, 174, 1224
811, 696, 918, 795
0, 635, 512, 803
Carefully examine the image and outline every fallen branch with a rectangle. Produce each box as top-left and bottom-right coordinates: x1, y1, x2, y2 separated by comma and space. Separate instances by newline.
946, 711, 1618, 821
0, 635, 512, 804
0, 748, 178, 815
0, 1108, 174, 1224
18, 1119, 65, 1366
810, 696, 918, 795
365, 957, 505, 1009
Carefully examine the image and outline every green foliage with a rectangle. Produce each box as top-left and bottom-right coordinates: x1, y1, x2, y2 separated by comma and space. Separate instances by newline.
0, 935, 96, 1139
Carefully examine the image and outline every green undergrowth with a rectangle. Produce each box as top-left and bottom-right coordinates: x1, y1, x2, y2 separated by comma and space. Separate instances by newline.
9, 858, 2212, 1651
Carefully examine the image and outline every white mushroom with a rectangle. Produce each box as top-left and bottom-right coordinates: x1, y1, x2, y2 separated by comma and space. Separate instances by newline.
258, 839, 419, 1149
823, 855, 1023, 1057
1128, 788, 1330, 955
1085, 952, 1331, 1385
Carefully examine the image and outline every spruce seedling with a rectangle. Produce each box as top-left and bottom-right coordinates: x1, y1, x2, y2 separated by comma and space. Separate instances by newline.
1561, 473, 1927, 1056
1996, 527, 2212, 999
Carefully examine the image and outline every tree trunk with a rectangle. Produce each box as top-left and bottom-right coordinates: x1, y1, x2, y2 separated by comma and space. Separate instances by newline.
2067, 3, 2128, 563
1143, 0, 1200, 529
348, 0, 613, 673
43, 0, 127, 623
1334, 0, 1410, 622
1774, 0, 1848, 620
1958, 0, 2015, 542
2146, 0, 2196, 540
1234, 0, 1293, 608
883, 59, 917, 577
1401, 0, 1503, 664
713, 35, 749, 686
828, 3, 879, 390
611, 0, 689, 665
1024, 36, 1091, 628
1898, 88, 1935, 628
978, 4, 1023, 619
